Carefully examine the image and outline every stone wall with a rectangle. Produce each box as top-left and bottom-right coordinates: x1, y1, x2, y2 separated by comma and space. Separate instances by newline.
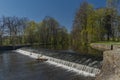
90, 43, 120, 51
90, 43, 120, 80
96, 49, 120, 80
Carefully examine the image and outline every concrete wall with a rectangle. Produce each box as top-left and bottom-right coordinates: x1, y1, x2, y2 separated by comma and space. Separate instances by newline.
90, 43, 120, 80
90, 43, 120, 51
96, 49, 120, 80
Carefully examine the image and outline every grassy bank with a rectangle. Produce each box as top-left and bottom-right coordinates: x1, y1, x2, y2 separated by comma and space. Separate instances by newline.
93, 41, 120, 45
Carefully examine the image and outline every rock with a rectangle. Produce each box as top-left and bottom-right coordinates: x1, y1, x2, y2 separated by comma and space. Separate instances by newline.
36, 58, 48, 62
96, 49, 120, 80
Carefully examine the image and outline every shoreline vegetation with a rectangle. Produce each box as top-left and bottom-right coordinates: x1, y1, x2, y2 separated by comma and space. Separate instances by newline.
0, 0, 120, 58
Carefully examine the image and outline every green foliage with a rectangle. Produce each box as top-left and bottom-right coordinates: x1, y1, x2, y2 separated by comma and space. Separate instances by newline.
24, 16, 69, 50
71, 0, 120, 51
24, 21, 38, 45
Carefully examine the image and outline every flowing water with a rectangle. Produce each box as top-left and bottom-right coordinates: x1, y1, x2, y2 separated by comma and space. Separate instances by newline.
22, 47, 102, 69
0, 51, 95, 80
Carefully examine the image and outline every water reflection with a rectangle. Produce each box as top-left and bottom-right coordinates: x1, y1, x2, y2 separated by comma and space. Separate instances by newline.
0, 51, 95, 80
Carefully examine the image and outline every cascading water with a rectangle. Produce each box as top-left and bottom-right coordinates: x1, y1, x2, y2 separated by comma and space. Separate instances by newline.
16, 49, 101, 77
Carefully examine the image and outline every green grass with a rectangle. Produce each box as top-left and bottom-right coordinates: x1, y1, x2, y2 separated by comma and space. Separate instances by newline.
93, 41, 120, 45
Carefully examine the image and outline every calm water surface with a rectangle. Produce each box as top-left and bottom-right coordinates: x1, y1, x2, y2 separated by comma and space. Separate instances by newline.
0, 51, 95, 80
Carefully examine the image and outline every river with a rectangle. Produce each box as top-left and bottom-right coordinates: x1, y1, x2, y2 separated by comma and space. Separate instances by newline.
0, 51, 95, 80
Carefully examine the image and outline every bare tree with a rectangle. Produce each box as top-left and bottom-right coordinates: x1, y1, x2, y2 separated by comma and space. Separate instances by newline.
0, 19, 5, 46
2, 16, 28, 46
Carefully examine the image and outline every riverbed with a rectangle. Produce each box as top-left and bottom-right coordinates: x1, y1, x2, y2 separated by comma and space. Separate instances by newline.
0, 51, 95, 80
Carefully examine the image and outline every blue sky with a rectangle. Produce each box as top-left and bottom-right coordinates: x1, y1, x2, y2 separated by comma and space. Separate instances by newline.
0, 0, 106, 31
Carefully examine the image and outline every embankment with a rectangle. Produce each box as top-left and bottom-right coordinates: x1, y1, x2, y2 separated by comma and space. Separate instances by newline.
96, 49, 120, 80
0, 45, 30, 50
90, 43, 120, 80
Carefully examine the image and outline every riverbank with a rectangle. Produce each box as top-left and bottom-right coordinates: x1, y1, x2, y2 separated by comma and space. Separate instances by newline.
15, 48, 101, 77
0, 45, 30, 50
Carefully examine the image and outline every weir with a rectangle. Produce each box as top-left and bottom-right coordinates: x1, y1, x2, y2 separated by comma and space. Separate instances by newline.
15, 49, 101, 77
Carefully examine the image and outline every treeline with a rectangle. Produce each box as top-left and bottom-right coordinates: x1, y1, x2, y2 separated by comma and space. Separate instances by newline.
71, 0, 120, 51
0, 16, 28, 46
0, 16, 69, 49
24, 16, 69, 49
0, 0, 120, 52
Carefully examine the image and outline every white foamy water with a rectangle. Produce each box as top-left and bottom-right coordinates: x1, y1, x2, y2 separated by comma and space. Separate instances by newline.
15, 49, 100, 77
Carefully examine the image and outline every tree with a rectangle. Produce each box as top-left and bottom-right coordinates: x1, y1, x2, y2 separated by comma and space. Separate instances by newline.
24, 21, 37, 45
36, 16, 69, 49
72, 1, 94, 50
2, 16, 28, 46
107, 0, 120, 10
57, 26, 69, 49
38, 16, 59, 48
94, 8, 106, 41
106, 0, 120, 40
0, 19, 5, 46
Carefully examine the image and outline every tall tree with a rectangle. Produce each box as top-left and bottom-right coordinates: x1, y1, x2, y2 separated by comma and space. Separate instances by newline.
24, 21, 37, 45
0, 19, 5, 46
40, 16, 59, 47
2, 16, 28, 45
106, 0, 120, 40
72, 1, 93, 50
